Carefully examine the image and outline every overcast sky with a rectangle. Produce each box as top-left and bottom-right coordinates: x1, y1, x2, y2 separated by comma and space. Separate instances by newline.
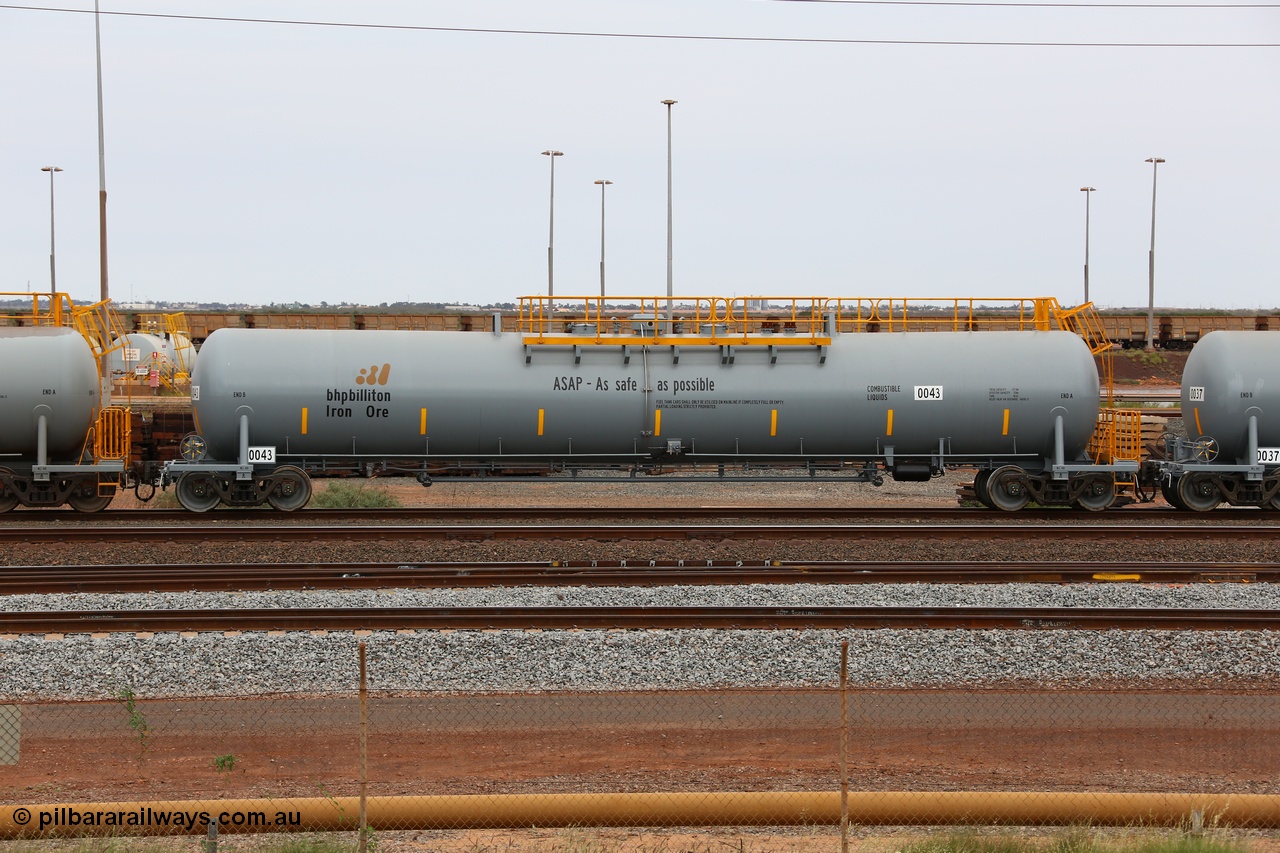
1, 1, 1277, 310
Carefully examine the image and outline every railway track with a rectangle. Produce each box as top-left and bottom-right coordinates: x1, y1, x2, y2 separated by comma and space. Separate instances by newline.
5, 606, 1278, 635
1, 521, 1277, 546
3, 504, 1270, 524
0, 560, 1271, 595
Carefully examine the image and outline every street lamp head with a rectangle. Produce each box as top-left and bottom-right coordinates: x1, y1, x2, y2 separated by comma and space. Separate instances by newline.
541, 150, 563, 157
1080, 186, 1095, 192
594, 179, 613, 186
41, 166, 63, 173
1146, 157, 1165, 164
661, 99, 677, 106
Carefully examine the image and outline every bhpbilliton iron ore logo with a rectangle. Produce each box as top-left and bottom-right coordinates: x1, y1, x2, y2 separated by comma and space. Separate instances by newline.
356, 364, 391, 386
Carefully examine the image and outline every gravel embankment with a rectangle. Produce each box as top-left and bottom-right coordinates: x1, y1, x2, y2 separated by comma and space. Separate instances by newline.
2, 624, 1278, 701
2, 580, 1279, 700
4, 581, 1280, 612
5, 464, 1279, 701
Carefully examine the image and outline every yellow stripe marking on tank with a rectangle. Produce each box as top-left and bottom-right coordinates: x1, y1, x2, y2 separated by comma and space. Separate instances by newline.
770, 409, 778, 437
419, 408, 427, 435
301, 407, 308, 435
1194, 407, 1203, 436
192, 411, 203, 436
885, 409, 894, 437
537, 408, 545, 436
654, 409, 662, 437
1002, 408, 1010, 436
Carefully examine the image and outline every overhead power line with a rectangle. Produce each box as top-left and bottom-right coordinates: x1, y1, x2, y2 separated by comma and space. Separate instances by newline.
1, 4, 1276, 47
765, 0, 1280, 7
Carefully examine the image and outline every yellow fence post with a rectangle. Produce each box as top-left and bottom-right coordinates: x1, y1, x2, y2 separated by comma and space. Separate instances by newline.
358, 642, 369, 853
840, 640, 850, 853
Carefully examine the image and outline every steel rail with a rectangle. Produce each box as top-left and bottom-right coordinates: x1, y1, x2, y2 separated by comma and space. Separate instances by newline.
1, 522, 1277, 546
2, 504, 1263, 523
5, 606, 1280, 635
0, 560, 1272, 595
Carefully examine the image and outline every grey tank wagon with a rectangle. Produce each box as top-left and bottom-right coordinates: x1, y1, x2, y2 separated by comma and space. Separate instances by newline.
161, 322, 1136, 512
1143, 330, 1280, 511
0, 327, 130, 512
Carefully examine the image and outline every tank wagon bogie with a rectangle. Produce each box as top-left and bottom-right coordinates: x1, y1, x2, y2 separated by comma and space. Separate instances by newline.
1142, 331, 1280, 511
160, 325, 1138, 512
0, 327, 131, 512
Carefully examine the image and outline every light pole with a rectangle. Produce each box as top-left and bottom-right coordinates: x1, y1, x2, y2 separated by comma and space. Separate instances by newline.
1079, 186, 1095, 306
542, 150, 563, 301
94, 0, 109, 305
40, 166, 63, 296
661, 99, 677, 309
594, 179, 612, 299
1145, 157, 1165, 350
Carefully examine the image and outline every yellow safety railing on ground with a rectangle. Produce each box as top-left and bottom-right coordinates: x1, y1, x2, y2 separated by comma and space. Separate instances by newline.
161, 312, 195, 377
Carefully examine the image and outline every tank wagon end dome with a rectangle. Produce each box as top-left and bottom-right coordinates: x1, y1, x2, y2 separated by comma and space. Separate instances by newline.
1181, 330, 1280, 460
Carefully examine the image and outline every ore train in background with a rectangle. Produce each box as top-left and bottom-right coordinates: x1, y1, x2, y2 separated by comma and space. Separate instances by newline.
3, 301, 1277, 513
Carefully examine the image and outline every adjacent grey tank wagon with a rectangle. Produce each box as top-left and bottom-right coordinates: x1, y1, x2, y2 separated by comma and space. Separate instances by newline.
0, 327, 130, 512
1145, 331, 1280, 511
163, 323, 1137, 512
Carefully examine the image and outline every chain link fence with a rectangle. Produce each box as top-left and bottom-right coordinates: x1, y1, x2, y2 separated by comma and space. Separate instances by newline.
2, 640, 1279, 845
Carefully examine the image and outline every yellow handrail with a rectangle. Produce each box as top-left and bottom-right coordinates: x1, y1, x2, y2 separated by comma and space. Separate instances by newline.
92, 406, 132, 462
0, 291, 77, 326
519, 295, 1089, 344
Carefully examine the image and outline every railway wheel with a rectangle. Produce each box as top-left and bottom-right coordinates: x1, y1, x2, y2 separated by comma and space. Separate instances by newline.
176, 473, 221, 512
1176, 473, 1221, 512
1161, 478, 1188, 510
0, 468, 18, 513
1073, 476, 1115, 512
986, 465, 1030, 512
266, 465, 312, 512
67, 482, 112, 513
1266, 470, 1280, 511
972, 470, 994, 509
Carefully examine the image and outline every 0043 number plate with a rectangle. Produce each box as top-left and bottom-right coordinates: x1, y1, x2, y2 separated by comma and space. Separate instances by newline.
247, 446, 277, 464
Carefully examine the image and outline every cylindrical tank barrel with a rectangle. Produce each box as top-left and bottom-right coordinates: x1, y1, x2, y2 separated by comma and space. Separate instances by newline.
0, 328, 101, 459
190, 328, 1099, 468
1182, 331, 1280, 463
